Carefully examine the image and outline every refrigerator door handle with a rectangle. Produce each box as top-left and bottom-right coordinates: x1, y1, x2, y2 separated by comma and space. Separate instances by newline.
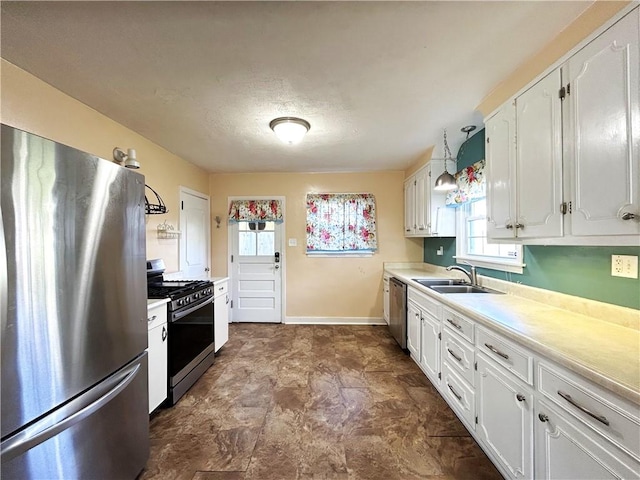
0, 361, 141, 462
0, 208, 7, 336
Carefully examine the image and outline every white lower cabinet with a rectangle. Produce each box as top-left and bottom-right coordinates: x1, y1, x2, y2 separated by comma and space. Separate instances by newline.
534, 399, 639, 480
408, 287, 443, 387
399, 284, 640, 480
407, 300, 421, 360
147, 302, 168, 414
383, 275, 390, 325
476, 353, 534, 479
214, 279, 230, 353
419, 311, 440, 385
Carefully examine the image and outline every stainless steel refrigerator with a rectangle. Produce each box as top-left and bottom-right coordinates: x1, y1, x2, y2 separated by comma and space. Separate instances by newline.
0, 124, 149, 479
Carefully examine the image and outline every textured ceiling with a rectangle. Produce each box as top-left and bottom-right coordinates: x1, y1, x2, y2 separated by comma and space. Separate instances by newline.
0, 1, 591, 173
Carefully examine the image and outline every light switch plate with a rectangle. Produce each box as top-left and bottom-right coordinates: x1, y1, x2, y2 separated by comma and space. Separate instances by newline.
288, 238, 297, 247
611, 255, 638, 279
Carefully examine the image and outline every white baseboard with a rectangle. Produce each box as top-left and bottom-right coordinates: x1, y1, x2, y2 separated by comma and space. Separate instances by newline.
284, 316, 386, 325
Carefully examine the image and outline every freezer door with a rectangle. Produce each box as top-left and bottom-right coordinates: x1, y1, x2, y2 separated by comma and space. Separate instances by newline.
0, 125, 147, 437
1, 354, 149, 480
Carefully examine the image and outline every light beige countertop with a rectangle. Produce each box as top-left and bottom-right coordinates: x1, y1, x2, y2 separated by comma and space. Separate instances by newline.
147, 298, 169, 310
210, 276, 229, 285
385, 264, 640, 406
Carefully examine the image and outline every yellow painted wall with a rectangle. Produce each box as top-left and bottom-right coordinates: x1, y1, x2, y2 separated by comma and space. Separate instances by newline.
210, 172, 423, 319
478, 1, 631, 117
1, 60, 210, 272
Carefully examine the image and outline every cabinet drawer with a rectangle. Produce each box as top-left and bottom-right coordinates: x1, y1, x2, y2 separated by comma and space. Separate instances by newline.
442, 328, 475, 386
147, 303, 168, 331
213, 280, 228, 298
476, 327, 533, 385
538, 362, 640, 461
408, 287, 440, 319
441, 362, 476, 430
442, 307, 474, 343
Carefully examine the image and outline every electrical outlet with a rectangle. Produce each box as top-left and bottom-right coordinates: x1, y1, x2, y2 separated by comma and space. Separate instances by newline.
611, 255, 638, 279
436, 246, 444, 256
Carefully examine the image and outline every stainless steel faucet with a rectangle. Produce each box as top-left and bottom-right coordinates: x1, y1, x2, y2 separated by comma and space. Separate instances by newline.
446, 263, 478, 285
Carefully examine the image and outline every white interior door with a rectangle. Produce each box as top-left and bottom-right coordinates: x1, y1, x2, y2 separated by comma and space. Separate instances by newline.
179, 188, 210, 279
230, 220, 282, 323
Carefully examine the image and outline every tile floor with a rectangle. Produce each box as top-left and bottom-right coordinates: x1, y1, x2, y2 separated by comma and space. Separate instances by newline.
139, 323, 503, 480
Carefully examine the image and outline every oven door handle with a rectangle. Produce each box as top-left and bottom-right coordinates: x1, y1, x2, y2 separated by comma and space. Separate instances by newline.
173, 297, 213, 321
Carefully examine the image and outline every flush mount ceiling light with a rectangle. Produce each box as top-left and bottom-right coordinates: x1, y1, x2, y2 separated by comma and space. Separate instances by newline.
434, 129, 457, 191
269, 117, 310, 145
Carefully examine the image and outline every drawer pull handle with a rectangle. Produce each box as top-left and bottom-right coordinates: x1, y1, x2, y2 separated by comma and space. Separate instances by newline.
484, 343, 509, 360
516, 393, 526, 402
447, 383, 462, 401
161, 326, 167, 341
538, 413, 549, 423
446, 318, 462, 330
447, 348, 462, 363
147, 315, 157, 323
557, 390, 610, 426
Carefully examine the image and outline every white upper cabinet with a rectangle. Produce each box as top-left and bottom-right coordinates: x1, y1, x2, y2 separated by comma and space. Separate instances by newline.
486, 102, 517, 239
486, 7, 639, 245
404, 178, 416, 235
563, 9, 639, 237
404, 160, 456, 238
516, 69, 564, 239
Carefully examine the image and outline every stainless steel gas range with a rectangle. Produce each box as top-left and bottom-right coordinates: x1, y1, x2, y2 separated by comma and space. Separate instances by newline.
147, 259, 214, 405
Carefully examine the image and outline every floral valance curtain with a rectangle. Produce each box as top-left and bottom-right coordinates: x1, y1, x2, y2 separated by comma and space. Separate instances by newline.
445, 159, 486, 207
228, 199, 283, 223
306, 193, 377, 252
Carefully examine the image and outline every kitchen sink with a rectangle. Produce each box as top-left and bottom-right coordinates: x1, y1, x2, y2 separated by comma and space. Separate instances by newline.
428, 285, 504, 294
412, 278, 469, 287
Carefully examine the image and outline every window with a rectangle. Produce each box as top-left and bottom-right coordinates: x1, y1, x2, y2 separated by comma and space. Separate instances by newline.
456, 198, 524, 273
238, 221, 275, 256
306, 193, 377, 255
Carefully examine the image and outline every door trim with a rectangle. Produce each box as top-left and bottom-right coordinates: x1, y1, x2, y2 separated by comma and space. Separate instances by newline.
179, 186, 211, 277
227, 195, 286, 323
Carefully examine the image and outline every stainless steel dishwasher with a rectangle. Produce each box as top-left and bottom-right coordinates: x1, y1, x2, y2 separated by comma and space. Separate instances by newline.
389, 277, 407, 350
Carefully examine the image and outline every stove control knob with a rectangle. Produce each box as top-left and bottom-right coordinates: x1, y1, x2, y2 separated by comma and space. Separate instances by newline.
194, 293, 200, 299
207, 288, 212, 295
177, 299, 184, 306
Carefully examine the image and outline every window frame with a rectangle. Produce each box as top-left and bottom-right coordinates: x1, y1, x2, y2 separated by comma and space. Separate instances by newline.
455, 199, 525, 274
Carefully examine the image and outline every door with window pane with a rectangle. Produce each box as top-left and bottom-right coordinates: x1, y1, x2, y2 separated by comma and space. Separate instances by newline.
231, 221, 282, 323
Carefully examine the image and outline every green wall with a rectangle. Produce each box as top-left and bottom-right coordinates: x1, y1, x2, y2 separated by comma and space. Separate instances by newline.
423, 238, 640, 310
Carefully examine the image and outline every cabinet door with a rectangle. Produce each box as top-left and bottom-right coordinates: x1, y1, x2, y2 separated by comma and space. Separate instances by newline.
486, 103, 517, 239
476, 354, 533, 479
404, 178, 416, 236
407, 301, 421, 360
214, 292, 229, 353
565, 10, 640, 236
383, 277, 390, 325
535, 399, 639, 480
516, 69, 564, 239
148, 323, 168, 413
415, 167, 430, 234
419, 311, 440, 386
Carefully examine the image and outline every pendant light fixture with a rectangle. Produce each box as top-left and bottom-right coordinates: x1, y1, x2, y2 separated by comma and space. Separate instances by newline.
434, 129, 457, 191
269, 117, 311, 145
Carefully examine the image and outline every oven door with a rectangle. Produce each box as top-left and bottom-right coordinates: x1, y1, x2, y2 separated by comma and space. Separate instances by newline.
168, 297, 214, 386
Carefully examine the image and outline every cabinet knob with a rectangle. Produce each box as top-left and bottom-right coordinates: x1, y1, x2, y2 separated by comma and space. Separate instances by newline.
538, 413, 549, 423
505, 223, 513, 230
516, 393, 526, 402
161, 326, 167, 341
621, 212, 637, 220
515, 223, 525, 229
